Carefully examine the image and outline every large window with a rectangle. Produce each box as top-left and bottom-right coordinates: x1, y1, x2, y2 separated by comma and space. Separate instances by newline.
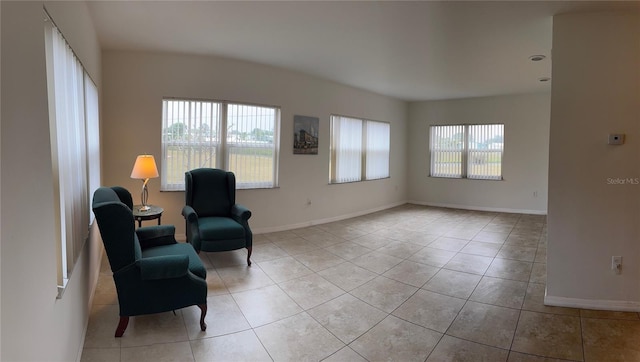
330, 115, 390, 183
45, 13, 101, 294
429, 124, 504, 180
161, 99, 280, 190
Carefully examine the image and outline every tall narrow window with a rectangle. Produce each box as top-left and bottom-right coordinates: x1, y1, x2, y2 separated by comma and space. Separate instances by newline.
226, 104, 279, 188
331, 116, 363, 183
85, 74, 101, 222
365, 120, 391, 180
161, 99, 280, 190
45, 13, 100, 293
429, 125, 464, 178
162, 100, 220, 190
467, 124, 504, 180
330, 115, 390, 183
429, 124, 503, 180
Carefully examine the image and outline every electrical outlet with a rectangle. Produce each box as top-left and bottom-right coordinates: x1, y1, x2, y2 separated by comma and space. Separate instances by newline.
612, 256, 622, 274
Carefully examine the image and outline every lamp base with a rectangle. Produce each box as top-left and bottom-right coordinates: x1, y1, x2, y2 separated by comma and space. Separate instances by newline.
139, 179, 151, 212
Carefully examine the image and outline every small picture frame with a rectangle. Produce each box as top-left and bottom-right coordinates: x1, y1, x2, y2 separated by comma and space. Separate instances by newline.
293, 115, 319, 155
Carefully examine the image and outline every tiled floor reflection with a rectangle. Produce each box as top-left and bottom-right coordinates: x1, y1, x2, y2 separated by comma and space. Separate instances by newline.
81, 205, 640, 362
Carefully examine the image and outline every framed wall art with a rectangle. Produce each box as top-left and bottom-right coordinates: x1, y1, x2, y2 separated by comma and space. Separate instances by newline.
293, 115, 319, 155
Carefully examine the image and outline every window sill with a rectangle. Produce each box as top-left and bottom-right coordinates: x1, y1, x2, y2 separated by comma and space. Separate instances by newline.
429, 175, 504, 181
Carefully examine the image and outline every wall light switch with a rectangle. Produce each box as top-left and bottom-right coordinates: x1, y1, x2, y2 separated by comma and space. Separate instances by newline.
612, 256, 622, 274
608, 134, 625, 145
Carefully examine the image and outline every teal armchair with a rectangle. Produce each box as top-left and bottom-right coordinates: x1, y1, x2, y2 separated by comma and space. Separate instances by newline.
182, 168, 253, 266
92, 186, 207, 337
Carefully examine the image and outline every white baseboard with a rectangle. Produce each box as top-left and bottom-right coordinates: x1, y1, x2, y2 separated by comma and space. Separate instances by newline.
252, 201, 408, 234
408, 200, 547, 215
544, 294, 640, 312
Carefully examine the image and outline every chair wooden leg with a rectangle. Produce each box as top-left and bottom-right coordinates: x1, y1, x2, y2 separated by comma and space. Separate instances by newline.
198, 304, 207, 331
115, 316, 129, 337
246, 246, 252, 266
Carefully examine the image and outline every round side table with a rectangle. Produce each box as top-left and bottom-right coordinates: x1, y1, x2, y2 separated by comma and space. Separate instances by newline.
132, 205, 164, 228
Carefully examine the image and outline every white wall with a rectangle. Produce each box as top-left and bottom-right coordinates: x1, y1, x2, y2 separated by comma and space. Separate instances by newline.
0, 2, 102, 361
546, 11, 640, 311
102, 51, 408, 234
407, 93, 550, 214
0, 0, 3, 356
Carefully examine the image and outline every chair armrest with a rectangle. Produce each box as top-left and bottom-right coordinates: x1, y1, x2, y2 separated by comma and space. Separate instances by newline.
137, 255, 189, 280
182, 205, 202, 251
231, 204, 252, 222
182, 205, 198, 223
136, 225, 177, 249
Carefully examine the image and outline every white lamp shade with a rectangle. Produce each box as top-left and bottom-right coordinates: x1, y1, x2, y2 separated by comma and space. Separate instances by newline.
130, 155, 159, 179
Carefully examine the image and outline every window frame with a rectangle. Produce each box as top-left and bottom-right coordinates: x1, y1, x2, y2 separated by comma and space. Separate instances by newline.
329, 114, 391, 184
161, 98, 280, 191
429, 123, 504, 181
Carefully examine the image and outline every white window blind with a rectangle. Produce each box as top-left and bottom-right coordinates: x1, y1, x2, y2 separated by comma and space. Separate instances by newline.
429, 124, 503, 180
85, 75, 101, 222
467, 124, 504, 180
45, 14, 100, 292
161, 99, 280, 190
162, 100, 220, 190
430, 125, 464, 178
227, 104, 279, 188
330, 115, 390, 184
365, 120, 390, 180
331, 116, 362, 183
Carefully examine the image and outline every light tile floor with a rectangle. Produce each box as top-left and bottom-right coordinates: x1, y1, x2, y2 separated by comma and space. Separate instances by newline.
81, 204, 640, 362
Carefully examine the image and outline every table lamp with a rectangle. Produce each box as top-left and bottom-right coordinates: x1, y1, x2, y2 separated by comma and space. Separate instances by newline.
130, 155, 159, 211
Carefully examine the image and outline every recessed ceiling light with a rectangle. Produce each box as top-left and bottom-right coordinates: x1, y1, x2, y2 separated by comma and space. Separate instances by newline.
538, 77, 551, 82
529, 55, 546, 62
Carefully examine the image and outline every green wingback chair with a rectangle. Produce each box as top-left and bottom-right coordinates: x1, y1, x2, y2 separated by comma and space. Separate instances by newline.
182, 168, 253, 266
92, 186, 208, 337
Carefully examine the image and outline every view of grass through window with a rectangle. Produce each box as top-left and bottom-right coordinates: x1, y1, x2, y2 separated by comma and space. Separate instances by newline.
161, 99, 280, 190
430, 124, 504, 180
